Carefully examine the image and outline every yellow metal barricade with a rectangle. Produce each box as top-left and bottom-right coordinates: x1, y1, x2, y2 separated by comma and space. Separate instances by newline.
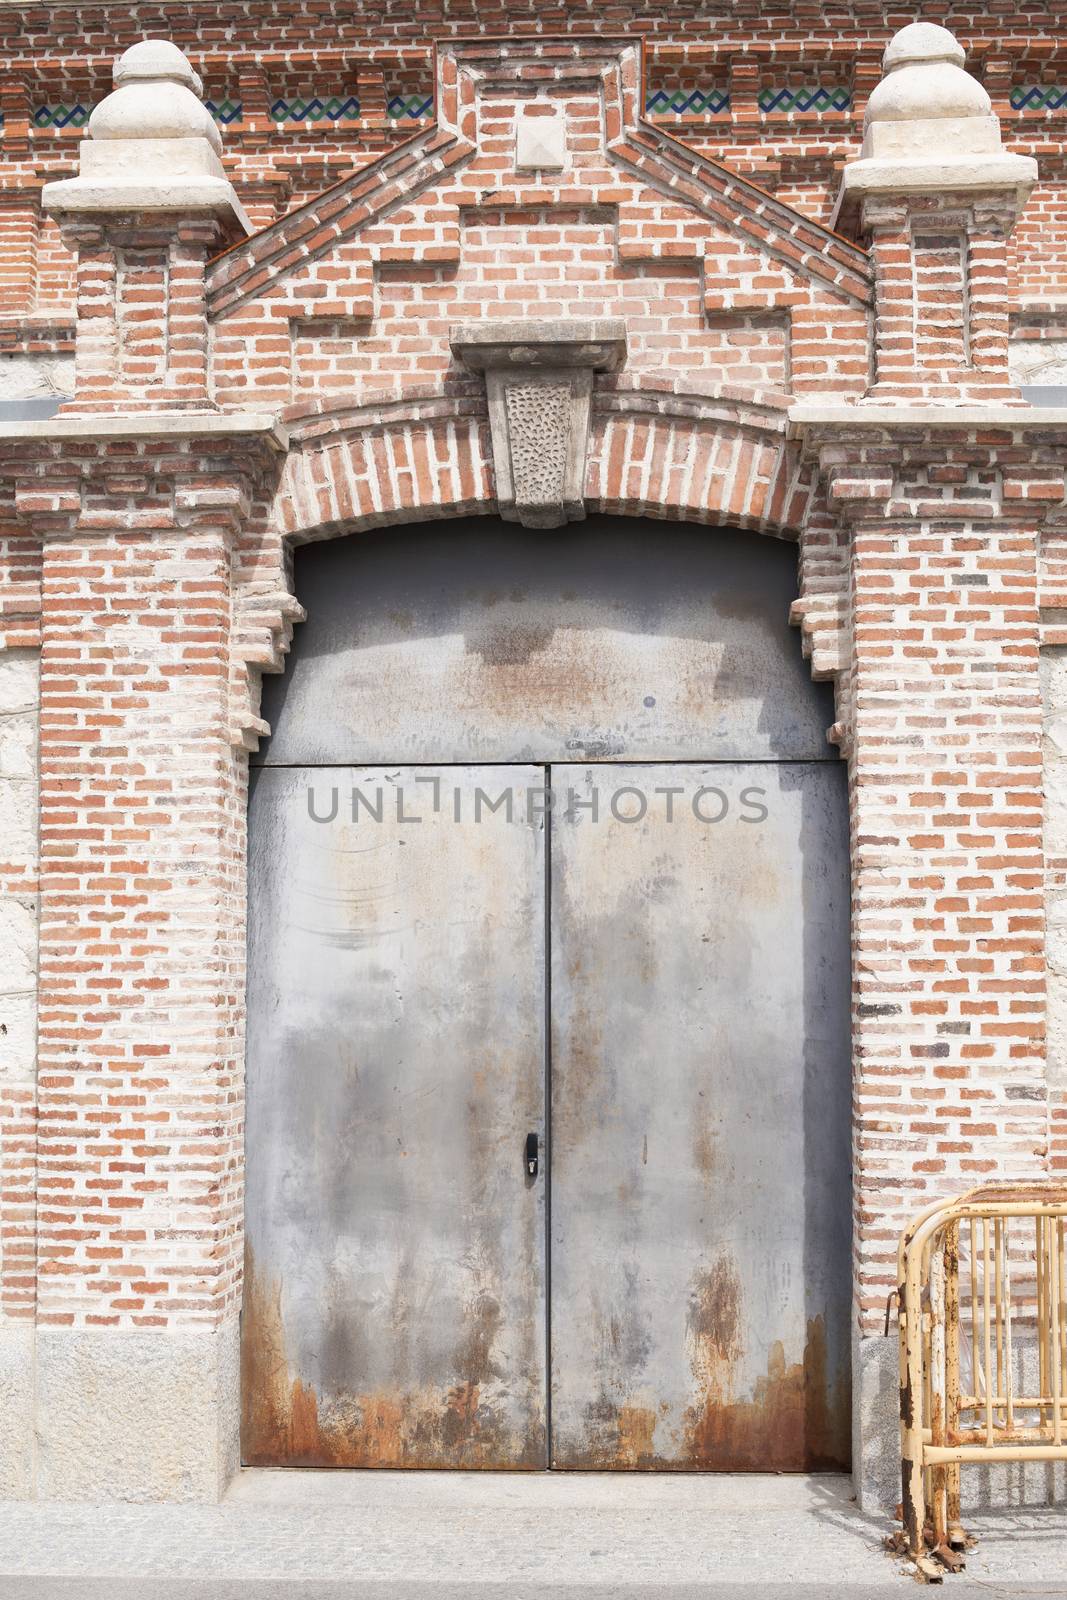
894, 1184, 1067, 1578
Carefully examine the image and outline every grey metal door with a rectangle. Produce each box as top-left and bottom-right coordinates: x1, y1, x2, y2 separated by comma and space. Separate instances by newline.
243, 517, 851, 1473
549, 762, 851, 1470
242, 765, 548, 1468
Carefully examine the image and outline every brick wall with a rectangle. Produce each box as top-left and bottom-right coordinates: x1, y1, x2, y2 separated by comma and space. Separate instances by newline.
0, 462, 41, 1494
0, 14, 1063, 1505
0, 647, 37, 1319
4, 1, 1067, 387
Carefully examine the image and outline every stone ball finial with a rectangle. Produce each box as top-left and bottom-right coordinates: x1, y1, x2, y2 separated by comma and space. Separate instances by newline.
114, 39, 204, 96
882, 21, 965, 73
867, 22, 990, 125
862, 20, 999, 157
833, 17, 1038, 230
88, 37, 222, 153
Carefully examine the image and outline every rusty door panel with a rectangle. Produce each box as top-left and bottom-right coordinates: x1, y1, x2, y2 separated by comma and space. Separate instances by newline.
257, 518, 835, 769
243, 765, 548, 1469
548, 762, 851, 1471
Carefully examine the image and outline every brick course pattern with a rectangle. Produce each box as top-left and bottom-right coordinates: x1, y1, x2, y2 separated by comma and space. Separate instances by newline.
0, 9, 1065, 1504
3, 426, 283, 1335
204, 38, 871, 415
4, 0, 1067, 369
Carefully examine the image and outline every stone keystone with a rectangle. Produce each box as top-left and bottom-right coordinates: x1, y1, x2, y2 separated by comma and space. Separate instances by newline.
451, 319, 627, 529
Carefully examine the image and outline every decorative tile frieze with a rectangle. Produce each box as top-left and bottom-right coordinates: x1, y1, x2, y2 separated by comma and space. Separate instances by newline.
758, 84, 851, 113
31, 103, 92, 129
387, 92, 433, 119
644, 83, 851, 118
206, 98, 244, 124
646, 87, 730, 116
270, 94, 361, 123
1012, 85, 1067, 112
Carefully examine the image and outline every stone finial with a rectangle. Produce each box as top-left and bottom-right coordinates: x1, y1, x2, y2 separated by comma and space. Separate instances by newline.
41, 36, 249, 232
862, 22, 999, 158
89, 39, 222, 152
832, 20, 1037, 228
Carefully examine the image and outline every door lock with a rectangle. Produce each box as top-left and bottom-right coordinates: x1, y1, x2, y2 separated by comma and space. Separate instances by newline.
525, 1131, 539, 1178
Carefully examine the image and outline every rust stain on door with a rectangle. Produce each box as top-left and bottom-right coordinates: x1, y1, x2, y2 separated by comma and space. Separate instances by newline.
553, 1255, 848, 1472
683, 1255, 849, 1471
242, 1251, 544, 1468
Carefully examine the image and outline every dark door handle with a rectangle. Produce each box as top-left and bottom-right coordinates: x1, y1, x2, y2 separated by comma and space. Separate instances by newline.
525, 1131, 539, 1179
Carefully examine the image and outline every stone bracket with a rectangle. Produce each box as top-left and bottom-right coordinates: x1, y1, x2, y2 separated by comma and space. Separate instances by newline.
450, 319, 626, 528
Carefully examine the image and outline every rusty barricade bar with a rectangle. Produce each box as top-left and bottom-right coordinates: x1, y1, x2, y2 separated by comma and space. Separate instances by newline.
894, 1183, 1067, 1579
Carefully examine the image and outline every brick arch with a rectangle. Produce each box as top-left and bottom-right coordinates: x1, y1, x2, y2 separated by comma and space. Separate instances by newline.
275, 384, 810, 543
231, 386, 823, 748
587, 387, 813, 537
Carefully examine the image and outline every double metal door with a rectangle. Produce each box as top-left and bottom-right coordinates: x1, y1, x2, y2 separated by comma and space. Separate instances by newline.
242, 758, 850, 1471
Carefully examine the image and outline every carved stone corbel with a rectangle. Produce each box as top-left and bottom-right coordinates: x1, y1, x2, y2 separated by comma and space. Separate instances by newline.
450, 318, 627, 528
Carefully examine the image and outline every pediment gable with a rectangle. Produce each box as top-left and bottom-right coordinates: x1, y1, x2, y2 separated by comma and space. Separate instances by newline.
206, 36, 872, 411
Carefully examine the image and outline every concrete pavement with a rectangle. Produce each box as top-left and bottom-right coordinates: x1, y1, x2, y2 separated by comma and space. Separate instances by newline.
0, 1471, 1065, 1596
3, 1586, 1067, 1599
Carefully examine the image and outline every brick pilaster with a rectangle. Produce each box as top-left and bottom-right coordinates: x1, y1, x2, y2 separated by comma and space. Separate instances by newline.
806, 426, 1063, 1331
2, 421, 282, 1496
862, 191, 1027, 404
53, 216, 232, 412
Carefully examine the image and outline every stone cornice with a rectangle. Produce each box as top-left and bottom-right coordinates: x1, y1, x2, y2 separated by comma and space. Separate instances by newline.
789, 402, 1067, 434
0, 411, 288, 447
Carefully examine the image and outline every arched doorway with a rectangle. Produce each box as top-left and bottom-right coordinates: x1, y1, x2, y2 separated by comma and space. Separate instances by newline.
241, 515, 851, 1471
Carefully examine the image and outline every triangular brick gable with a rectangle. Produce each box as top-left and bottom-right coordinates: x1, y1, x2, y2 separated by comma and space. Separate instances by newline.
206, 36, 873, 410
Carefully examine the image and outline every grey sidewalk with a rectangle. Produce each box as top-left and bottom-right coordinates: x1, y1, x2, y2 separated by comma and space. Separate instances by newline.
0, 1472, 1066, 1596
4, 1580, 1067, 1600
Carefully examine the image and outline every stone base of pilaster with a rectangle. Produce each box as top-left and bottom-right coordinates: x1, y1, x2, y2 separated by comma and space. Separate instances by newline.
853, 1328, 1067, 1516
852, 1330, 900, 1512
33, 1319, 240, 1502
0, 1317, 35, 1498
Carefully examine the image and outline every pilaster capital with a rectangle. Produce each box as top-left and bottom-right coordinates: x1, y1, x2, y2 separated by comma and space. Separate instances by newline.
789, 404, 1067, 528
0, 412, 287, 539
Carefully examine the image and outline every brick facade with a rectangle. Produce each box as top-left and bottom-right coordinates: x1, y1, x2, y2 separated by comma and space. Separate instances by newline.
6, 2, 1067, 398
0, 5, 1066, 1506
